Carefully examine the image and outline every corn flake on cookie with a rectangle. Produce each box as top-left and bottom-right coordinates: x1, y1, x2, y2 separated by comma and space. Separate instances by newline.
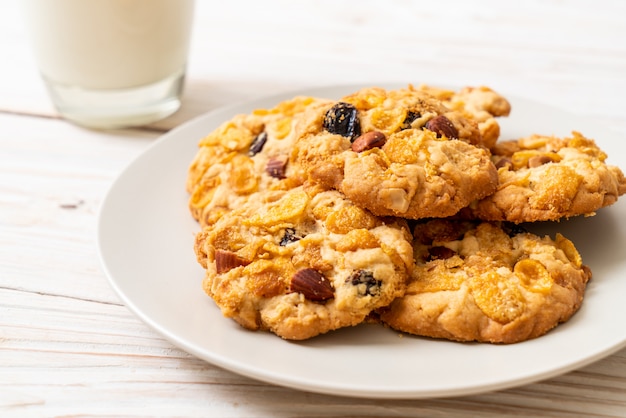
292, 87, 499, 219
415, 84, 512, 149
194, 184, 414, 340
465, 131, 626, 223
187, 96, 332, 226
379, 219, 592, 344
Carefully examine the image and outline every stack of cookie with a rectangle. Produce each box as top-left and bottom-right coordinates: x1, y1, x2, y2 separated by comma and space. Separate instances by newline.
188, 85, 626, 343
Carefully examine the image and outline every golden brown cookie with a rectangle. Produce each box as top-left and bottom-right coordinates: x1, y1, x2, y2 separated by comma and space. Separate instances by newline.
379, 219, 592, 344
311, 86, 487, 146
186, 96, 332, 227
415, 84, 512, 149
292, 87, 499, 219
194, 184, 414, 340
464, 131, 626, 223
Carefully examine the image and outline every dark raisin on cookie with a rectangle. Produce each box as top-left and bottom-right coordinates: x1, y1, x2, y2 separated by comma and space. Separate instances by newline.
401, 110, 422, 130
249, 132, 268, 156
280, 228, 301, 246
502, 222, 528, 237
347, 269, 381, 296
427, 246, 456, 261
323, 102, 361, 141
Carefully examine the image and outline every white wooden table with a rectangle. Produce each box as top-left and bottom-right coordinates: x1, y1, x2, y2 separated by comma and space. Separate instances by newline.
1, 1, 625, 416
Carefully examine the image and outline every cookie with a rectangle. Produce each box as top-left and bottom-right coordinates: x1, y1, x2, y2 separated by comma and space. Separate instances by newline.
415, 84, 512, 149
314, 85, 487, 146
379, 219, 592, 344
186, 96, 332, 226
193, 184, 414, 340
464, 131, 626, 223
292, 87, 499, 219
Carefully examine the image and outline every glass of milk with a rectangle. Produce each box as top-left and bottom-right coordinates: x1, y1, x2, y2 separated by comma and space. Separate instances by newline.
22, 0, 195, 129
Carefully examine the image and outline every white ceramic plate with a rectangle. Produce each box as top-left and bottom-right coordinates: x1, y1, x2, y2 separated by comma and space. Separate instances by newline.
97, 84, 626, 399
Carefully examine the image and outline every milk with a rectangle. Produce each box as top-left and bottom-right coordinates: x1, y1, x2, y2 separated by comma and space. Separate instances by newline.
23, 0, 194, 90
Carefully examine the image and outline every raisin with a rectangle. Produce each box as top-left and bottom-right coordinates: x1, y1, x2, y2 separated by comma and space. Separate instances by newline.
347, 270, 381, 296
248, 132, 268, 156
280, 228, 301, 246
502, 222, 528, 237
323, 102, 361, 141
427, 246, 456, 261
401, 110, 421, 129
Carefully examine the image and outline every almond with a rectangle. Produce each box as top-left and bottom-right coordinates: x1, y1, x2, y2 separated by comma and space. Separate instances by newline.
265, 155, 288, 178
215, 249, 250, 274
424, 115, 458, 139
494, 156, 513, 170
290, 268, 334, 301
528, 154, 554, 168
351, 131, 387, 153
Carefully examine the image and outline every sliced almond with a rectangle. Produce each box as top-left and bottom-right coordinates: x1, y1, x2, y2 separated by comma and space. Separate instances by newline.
215, 249, 250, 274
351, 131, 387, 153
290, 268, 334, 301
